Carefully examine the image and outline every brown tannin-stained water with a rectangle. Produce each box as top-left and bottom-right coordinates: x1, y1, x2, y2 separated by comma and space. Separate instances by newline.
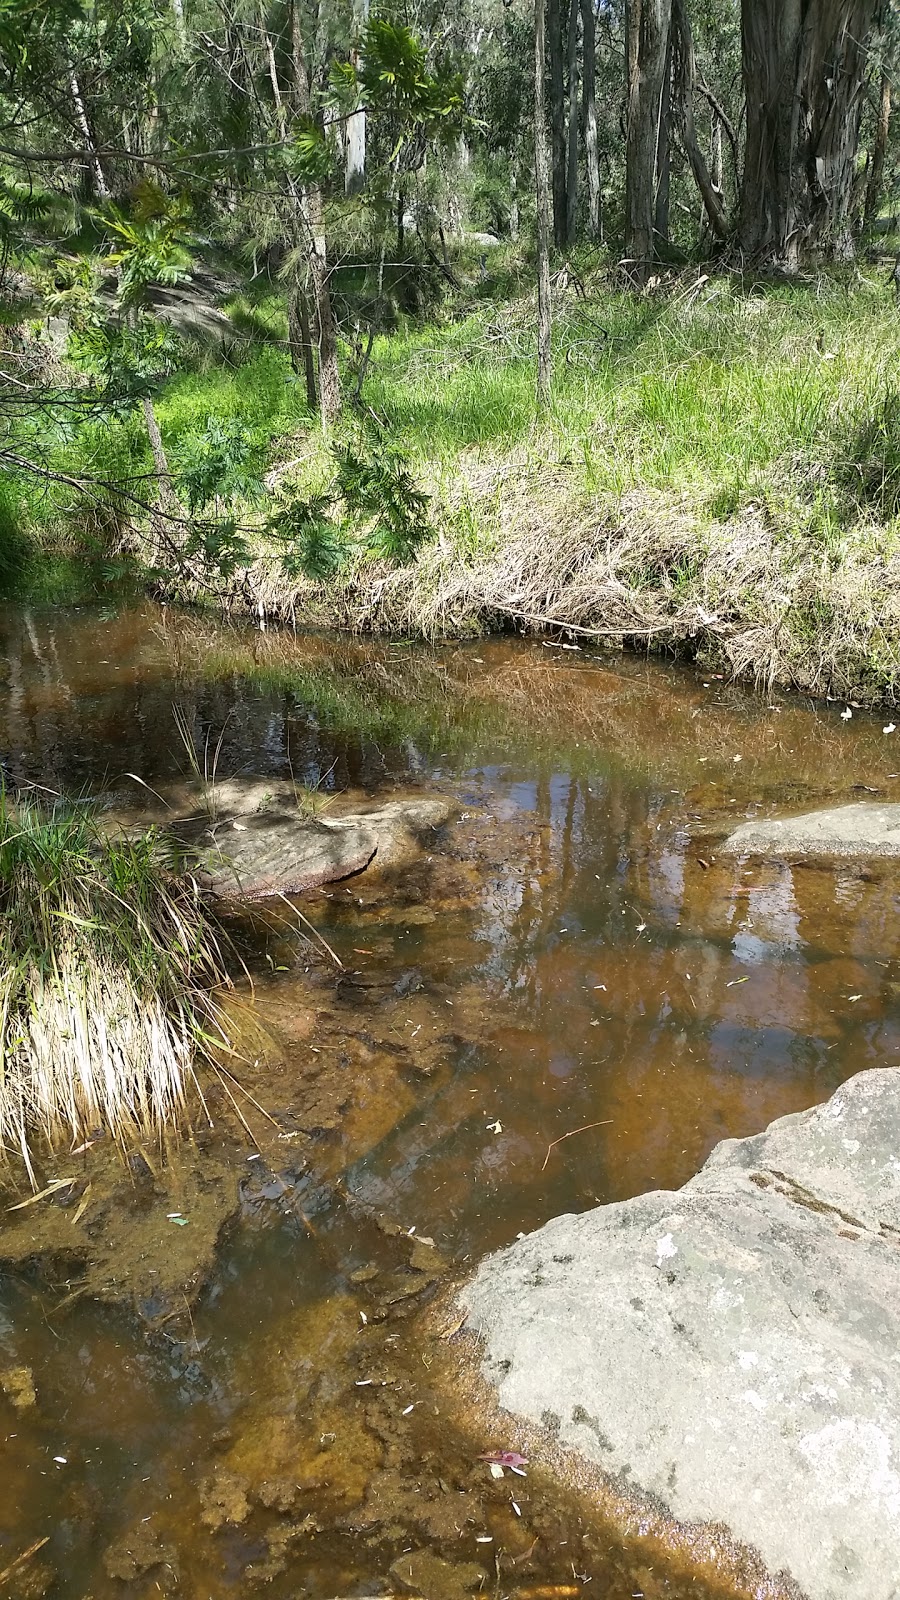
1, 600, 899, 1600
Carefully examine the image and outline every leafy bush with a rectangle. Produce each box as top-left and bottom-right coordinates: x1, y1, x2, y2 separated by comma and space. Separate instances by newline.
267, 489, 348, 579
173, 416, 264, 515
266, 437, 433, 581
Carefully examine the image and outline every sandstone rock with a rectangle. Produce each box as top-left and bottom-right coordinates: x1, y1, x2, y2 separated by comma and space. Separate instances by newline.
460, 1066, 900, 1600
722, 801, 900, 858
168, 787, 453, 899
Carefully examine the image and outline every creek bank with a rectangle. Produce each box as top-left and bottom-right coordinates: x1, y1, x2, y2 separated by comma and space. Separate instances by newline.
457, 1065, 900, 1600
722, 800, 900, 858
176, 475, 900, 704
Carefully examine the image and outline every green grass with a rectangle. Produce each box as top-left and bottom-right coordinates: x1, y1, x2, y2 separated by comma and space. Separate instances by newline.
6, 258, 900, 695
350, 271, 900, 537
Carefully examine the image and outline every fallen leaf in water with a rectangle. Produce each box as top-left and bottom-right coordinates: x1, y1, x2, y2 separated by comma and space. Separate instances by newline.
479, 1450, 528, 1468
489, 1463, 504, 1479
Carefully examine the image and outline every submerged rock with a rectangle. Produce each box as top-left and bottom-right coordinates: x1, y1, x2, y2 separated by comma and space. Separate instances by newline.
722, 800, 900, 858
459, 1066, 900, 1600
0, 1365, 36, 1412
389, 1550, 487, 1600
166, 785, 454, 899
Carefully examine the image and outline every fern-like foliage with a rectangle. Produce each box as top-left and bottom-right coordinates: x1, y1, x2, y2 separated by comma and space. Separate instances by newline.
173, 418, 263, 516
267, 489, 348, 581
95, 189, 194, 309
334, 441, 432, 563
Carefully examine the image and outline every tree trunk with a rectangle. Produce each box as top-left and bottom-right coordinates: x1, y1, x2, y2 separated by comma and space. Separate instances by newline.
581, 0, 601, 238
288, 284, 318, 410
740, 0, 879, 266
865, 69, 891, 225
535, 0, 553, 406
345, 0, 369, 194
654, 28, 672, 246
625, 0, 673, 280
672, 0, 728, 239
142, 393, 171, 486
565, 0, 580, 244
548, 0, 567, 248
69, 68, 110, 200
306, 187, 341, 429
290, 0, 340, 428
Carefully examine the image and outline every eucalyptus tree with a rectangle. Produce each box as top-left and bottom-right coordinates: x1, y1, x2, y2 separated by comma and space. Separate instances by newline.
739, 0, 881, 264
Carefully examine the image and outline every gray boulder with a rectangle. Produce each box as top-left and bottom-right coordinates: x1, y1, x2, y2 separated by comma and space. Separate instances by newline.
722, 801, 900, 858
460, 1067, 900, 1600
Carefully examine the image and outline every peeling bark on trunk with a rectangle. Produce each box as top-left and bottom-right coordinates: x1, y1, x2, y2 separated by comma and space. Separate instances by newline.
535, 0, 553, 406
740, 0, 879, 266
654, 28, 672, 246
865, 69, 891, 225
581, 0, 601, 238
345, 0, 369, 194
290, 1, 340, 429
548, 0, 567, 249
566, 0, 580, 244
69, 68, 110, 199
625, 0, 673, 279
672, 0, 728, 240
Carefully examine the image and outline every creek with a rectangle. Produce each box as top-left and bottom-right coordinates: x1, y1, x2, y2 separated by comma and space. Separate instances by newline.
1, 599, 898, 1600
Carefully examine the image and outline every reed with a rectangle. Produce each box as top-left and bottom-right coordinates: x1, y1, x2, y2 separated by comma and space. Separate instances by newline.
0, 792, 234, 1181
173, 703, 228, 820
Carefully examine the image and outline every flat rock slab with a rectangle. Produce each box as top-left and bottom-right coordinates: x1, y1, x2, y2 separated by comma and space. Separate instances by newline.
171, 791, 453, 899
722, 801, 900, 858
460, 1067, 900, 1600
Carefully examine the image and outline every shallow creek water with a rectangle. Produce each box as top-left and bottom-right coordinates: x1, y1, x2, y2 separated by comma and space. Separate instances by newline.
1, 601, 899, 1600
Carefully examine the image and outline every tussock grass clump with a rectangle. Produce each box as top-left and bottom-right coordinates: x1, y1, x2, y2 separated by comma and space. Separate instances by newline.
0, 794, 232, 1179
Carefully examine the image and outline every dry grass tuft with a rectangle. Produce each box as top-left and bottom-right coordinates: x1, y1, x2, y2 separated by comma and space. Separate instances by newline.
0, 793, 235, 1182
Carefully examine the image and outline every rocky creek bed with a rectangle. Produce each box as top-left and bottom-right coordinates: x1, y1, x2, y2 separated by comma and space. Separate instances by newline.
5, 603, 900, 1600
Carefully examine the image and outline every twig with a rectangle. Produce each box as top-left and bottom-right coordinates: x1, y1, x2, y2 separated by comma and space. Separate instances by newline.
0, 1539, 50, 1585
503, 606, 674, 639
541, 1120, 612, 1172
275, 892, 344, 970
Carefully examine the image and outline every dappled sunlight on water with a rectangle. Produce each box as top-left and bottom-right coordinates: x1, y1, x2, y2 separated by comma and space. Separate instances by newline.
0, 600, 898, 1598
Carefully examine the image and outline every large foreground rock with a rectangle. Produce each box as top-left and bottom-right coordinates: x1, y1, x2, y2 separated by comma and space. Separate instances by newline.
460, 1068, 900, 1600
164, 782, 453, 898
723, 801, 900, 858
